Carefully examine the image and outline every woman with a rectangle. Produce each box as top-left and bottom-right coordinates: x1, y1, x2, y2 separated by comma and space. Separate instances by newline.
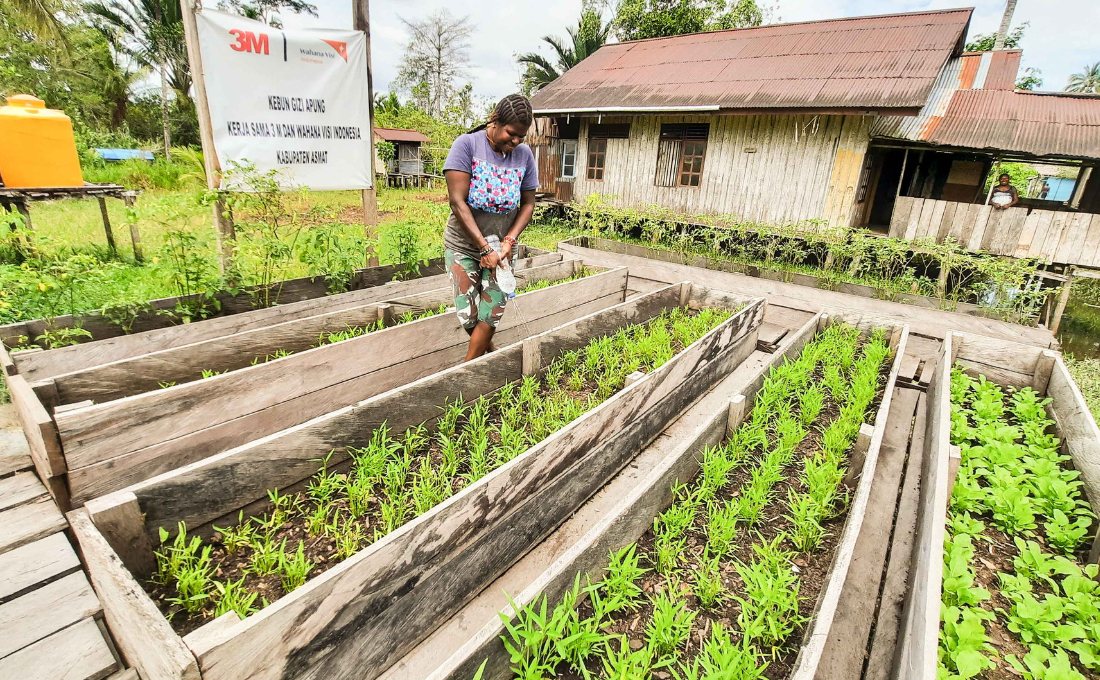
990, 173, 1019, 210
443, 94, 538, 361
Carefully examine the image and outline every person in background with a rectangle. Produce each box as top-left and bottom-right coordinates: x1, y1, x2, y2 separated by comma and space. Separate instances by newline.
990, 173, 1019, 210
443, 94, 538, 362
1040, 181, 1051, 200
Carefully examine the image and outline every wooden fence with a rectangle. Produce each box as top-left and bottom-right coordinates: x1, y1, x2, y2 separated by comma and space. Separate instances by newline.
888, 196, 1100, 266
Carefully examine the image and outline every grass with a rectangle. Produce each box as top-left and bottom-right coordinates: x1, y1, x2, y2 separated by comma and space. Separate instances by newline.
1066, 356, 1100, 421
147, 307, 737, 632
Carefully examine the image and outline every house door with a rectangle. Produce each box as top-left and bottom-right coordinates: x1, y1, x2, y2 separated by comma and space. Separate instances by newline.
865, 148, 907, 231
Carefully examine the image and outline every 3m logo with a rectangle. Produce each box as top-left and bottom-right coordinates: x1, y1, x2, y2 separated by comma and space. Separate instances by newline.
229, 29, 270, 55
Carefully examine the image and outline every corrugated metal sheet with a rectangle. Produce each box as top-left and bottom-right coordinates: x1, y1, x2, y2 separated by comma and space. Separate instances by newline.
871, 49, 1100, 160
530, 8, 972, 113
372, 127, 430, 143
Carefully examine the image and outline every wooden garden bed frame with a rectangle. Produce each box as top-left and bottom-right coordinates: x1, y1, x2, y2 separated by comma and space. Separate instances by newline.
893, 331, 1100, 680
0, 246, 557, 382
561, 236, 1049, 327
424, 310, 911, 680
68, 284, 767, 680
5, 259, 611, 509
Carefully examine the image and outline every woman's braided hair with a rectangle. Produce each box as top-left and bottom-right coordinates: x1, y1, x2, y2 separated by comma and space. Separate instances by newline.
469, 94, 533, 134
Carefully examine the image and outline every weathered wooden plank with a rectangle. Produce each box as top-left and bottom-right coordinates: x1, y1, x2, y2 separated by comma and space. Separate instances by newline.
0, 470, 47, 511
68, 289, 627, 505
85, 492, 156, 578
1026, 210, 1055, 259
889, 196, 913, 238
6, 374, 65, 492
979, 207, 1004, 251
966, 204, 991, 252
190, 299, 766, 680
49, 260, 580, 405
0, 341, 15, 376
953, 330, 1044, 377
865, 390, 929, 680
1016, 211, 1043, 258
924, 200, 947, 241
810, 386, 920, 679
914, 199, 936, 241
791, 327, 908, 679
903, 197, 922, 241
0, 533, 80, 602
129, 286, 684, 539
1080, 213, 1100, 268
10, 254, 559, 383
898, 354, 920, 381
0, 571, 101, 659
66, 509, 200, 680
934, 201, 957, 242
893, 332, 952, 680
997, 207, 1028, 256
0, 497, 66, 555
1041, 211, 1071, 263
0, 431, 32, 477
0, 617, 118, 680
426, 314, 824, 680
1045, 358, 1100, 562
57, 269, 628, 472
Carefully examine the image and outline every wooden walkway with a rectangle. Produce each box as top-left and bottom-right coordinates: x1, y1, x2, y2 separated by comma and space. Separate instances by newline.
0, 426, 129, 680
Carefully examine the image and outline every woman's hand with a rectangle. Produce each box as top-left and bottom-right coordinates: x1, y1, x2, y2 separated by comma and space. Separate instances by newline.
480, 249, 501, 270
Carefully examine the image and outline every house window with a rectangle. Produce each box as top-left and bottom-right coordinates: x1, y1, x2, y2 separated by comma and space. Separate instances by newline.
587, 138, 607, 181
655, 123, 710, 188
560, 140, 577, 179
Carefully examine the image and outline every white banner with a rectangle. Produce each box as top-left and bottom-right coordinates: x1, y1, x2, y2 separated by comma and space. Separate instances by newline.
196, 9, 372, 190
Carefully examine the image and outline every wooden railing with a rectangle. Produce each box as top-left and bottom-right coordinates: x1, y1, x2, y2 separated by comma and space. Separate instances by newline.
887, 196, 1100, 266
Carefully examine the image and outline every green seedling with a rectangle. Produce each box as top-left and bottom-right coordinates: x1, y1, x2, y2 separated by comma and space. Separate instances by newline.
645, 579, 696, 658
213, 577, 260, 619
279, 541, 314, 592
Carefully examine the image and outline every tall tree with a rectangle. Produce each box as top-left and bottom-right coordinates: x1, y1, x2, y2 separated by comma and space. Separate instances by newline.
5, 0, 64, 39
517, 5, 612, 92
395, 9, 474, 118
993, 0, 1017, 50
86, 0, 190, 156
613, 0, 772, 42
217, 0, 316, 29
1067, 63, 1100, 93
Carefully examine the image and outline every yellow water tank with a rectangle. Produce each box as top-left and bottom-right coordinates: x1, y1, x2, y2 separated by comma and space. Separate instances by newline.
0, 94, 83, 188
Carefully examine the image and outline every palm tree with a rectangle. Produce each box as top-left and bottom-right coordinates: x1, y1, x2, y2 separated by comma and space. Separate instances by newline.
86, 0, 190, 157
517, 8, 612, 91
5, 0, 65, 41
1067, 63, 1100, 94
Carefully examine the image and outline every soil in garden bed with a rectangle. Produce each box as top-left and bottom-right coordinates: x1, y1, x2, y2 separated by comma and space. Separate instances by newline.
942, 370, 1100, 680
145, 306, 737, 635
529, 324, 894, 680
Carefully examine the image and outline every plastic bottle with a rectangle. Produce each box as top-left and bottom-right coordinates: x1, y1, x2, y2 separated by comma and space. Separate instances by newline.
484, 235, 517, 296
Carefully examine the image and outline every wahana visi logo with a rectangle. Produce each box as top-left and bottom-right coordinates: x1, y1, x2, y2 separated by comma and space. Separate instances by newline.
321, 39, 348, 61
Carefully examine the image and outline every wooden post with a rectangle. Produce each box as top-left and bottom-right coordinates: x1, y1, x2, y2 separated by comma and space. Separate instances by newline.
985, 159, 1002, 206
624, 370, 645, 388
936, 259, 949, 299
1051, 267, 1075, 336
353, 0, 380, 267
947, 445, 962, 494
377, 303, 394, 327
726, 394, 747, 438
896, 148, 909, 197
521, 337, 541, 377
122, 191, 144, 262
843, 423, 876, 488
1032, 349, 1058, 395
97, 197, 118, 257
179, 0, 236, 279
84, 492, 156, 578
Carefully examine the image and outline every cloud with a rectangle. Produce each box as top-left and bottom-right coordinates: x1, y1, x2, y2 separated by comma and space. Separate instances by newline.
281, 0, 1098, 99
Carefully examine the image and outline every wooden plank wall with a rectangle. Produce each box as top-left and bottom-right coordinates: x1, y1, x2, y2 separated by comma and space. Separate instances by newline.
888, 196, 1100, 266
569, 114, 871, 228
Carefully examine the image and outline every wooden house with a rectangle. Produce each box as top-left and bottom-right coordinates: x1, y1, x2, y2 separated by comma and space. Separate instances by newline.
372, 127, 429, 177
528, 8, 1100, 267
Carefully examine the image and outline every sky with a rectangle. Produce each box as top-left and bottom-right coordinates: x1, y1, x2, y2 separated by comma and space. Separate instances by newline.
277, 0, 1100, 102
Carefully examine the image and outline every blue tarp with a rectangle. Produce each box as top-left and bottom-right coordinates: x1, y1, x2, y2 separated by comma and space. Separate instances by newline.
95, 148, 155, 162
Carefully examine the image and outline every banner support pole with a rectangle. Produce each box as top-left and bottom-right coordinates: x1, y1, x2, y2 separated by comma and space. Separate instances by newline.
353, 0, 380, 267
180, 0, 237, 280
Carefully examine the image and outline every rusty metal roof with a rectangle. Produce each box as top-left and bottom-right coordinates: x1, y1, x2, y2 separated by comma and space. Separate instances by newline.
872, 51, 1100, 160
373, 127, 430, 143
529, 8, 973, 114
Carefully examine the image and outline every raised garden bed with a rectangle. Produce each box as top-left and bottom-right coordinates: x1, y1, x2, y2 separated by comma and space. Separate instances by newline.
5, 258, 612, 508
894, 331, 1100, 680
561, 236, 1046, 326
69, 283, 766, 680
426, 312, 910, 680
0, 246, 556, 383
